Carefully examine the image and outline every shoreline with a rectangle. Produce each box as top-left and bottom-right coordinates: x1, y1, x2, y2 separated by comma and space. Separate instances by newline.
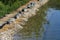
0, 0, 48, 40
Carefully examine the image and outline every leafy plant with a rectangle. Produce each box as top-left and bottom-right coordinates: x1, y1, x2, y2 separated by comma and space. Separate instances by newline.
0, 0, 29, 18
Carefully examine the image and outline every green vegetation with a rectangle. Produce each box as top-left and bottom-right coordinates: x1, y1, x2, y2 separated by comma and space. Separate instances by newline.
0, 0, 60, 18
0, 0, 29, 18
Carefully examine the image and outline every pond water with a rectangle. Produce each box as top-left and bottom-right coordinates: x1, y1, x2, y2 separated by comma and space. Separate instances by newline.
42, 8, 60, 40
14, 8, 60, 40
13, 0, 60, 40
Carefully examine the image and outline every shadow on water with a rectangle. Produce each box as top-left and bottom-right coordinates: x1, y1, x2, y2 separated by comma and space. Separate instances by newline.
47, 0, 60, 10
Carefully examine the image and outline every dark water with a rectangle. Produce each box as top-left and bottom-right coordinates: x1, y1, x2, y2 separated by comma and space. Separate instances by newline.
14, 0, 60, 40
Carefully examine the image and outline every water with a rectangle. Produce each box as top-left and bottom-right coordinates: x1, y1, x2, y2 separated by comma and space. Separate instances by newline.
17, 8, 60, 40
43, 8, 60, 40
13, 4, 46, 40
14, 7, 60, 40
13, 0, 60, 40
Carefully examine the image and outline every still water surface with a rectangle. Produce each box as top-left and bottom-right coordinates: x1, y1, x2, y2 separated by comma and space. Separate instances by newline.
43, 8, 60, 40
14, 8, 60, 40
13, 0, 60, 40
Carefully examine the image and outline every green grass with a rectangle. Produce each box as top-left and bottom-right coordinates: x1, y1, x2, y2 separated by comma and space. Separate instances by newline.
0, 0, 29, 18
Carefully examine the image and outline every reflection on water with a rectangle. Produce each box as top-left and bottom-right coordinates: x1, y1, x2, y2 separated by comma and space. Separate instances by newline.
13, 0, 60, 40
13, 4, 48, 40
43, 8, 60, 40
13, 8, 60, 40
